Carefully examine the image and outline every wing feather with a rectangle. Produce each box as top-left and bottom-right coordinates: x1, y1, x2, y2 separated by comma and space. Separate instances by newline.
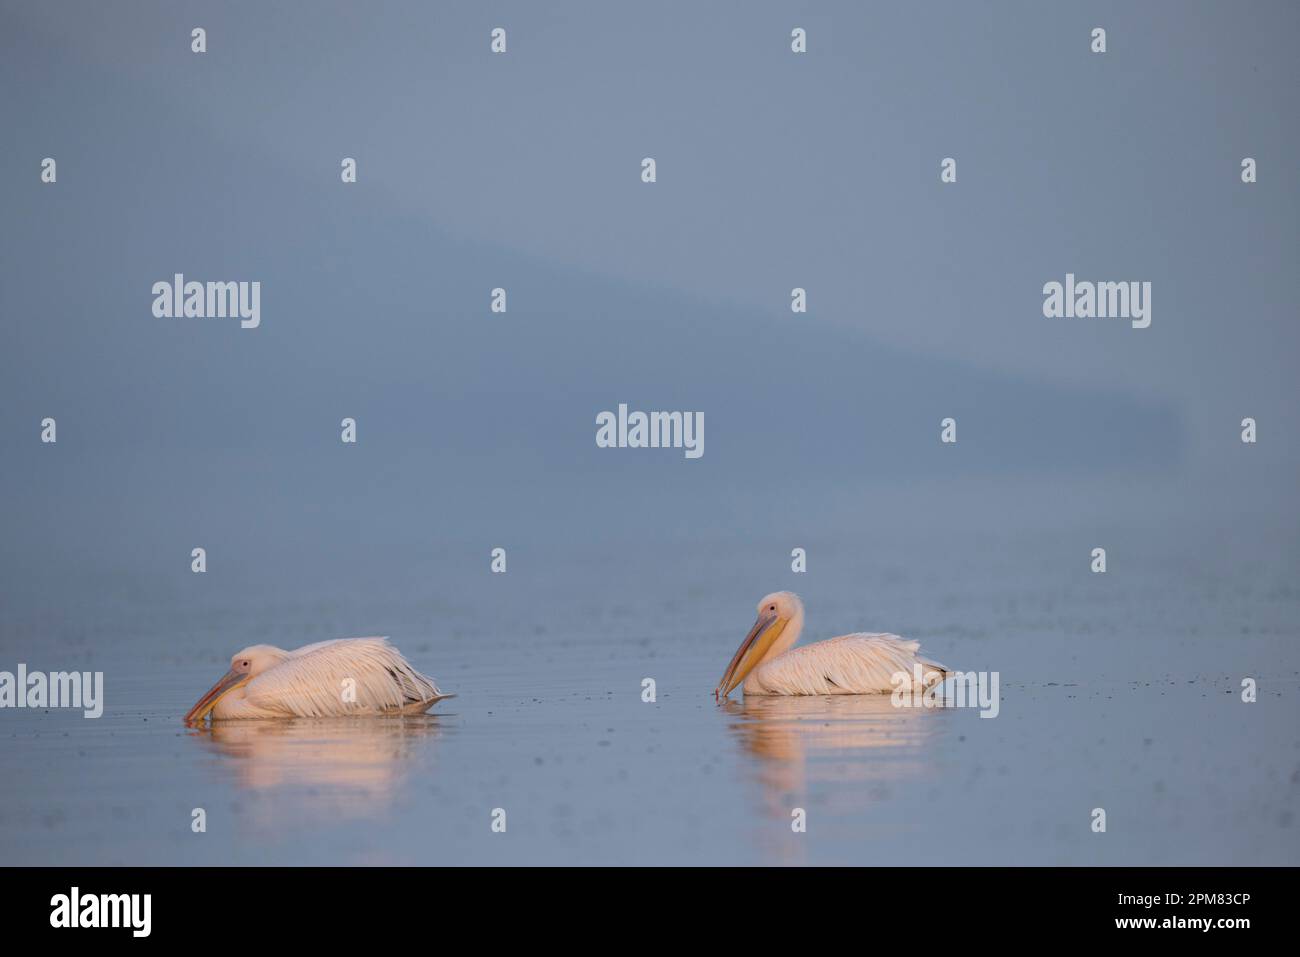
750, 633, 949, 695
246, 637, 442, 717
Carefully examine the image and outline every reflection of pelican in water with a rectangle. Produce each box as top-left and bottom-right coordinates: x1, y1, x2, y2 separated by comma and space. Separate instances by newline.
715, 593, 950, 698
721, 694, 951, 823
190, 716, 444, 824
724, 694, 945, 764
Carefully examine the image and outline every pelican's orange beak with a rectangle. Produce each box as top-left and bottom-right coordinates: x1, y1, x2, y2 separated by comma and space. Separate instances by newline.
714, 610, 787, 699
184, 669, 249, 724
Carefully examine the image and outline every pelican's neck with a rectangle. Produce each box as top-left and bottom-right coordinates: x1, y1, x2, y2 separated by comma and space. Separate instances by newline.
765, 604, 804, 663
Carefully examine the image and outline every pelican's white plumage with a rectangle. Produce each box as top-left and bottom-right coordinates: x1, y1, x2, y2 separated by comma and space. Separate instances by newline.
185, 637, 451, 722
715, 592, 950, 697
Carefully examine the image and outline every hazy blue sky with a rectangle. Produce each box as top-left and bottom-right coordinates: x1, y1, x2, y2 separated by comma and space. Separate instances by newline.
7, 1, 1296, 447
2, 1, 1296, 569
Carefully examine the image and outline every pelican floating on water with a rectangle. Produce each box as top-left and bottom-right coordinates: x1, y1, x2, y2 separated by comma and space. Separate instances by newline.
184, 637, 451, 722
715, 592, 950, 698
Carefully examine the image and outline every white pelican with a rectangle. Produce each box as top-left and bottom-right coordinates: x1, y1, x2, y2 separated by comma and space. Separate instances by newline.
184, 637, 451, 722
714, 592, 950, 698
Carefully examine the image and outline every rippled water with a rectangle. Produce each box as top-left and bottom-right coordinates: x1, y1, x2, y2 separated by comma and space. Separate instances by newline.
3, 508, 1297, 866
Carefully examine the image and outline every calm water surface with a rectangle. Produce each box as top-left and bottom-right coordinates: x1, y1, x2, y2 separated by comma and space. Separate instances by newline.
3, 512, 1297, 866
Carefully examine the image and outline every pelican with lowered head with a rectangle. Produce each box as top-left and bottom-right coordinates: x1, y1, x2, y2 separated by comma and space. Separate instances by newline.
715, 592, 950, 698
184, 637, 452, 722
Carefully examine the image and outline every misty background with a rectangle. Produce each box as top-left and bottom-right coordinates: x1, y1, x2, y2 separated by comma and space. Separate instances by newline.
3, 1, 1297, 602
0, 1, 1296, 865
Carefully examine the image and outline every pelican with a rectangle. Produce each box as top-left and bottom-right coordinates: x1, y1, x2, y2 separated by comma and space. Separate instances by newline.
184, 637, 452, 722
715, 592, 950, 698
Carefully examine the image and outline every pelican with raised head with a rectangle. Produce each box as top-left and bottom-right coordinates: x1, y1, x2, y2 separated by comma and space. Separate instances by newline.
715, 592, 950, 698
184, 637, 452, 722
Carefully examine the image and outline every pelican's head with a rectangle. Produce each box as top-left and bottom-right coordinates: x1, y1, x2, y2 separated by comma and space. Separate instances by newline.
714, 591, 804, 699
184, 644, 285, 723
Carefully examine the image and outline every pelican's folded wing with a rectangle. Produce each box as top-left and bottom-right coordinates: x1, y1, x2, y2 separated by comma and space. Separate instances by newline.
752, 633, 948, 695
246, 636, 442, 717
